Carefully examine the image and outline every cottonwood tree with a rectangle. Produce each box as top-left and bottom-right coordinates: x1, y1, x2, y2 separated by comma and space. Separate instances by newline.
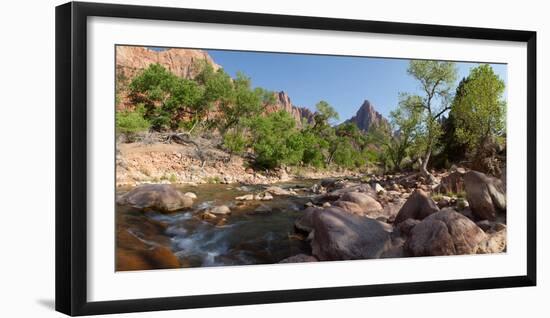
129, 63, 205, 131
406, 60, 457, 182
452, 64, 506, 166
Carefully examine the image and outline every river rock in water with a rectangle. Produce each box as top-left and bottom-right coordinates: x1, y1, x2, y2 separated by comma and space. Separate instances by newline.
184, 192, 197, 199
116, 184, 194, 213
116, 214, 180, 271
235, 194, 254, 201
254, 204, 273, 213
210, 205, 231, 215
311, 207, 393, 260
265, 186, 296, 196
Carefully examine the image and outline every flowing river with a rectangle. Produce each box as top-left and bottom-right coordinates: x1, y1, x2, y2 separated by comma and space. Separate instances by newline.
116, 180, 319, 268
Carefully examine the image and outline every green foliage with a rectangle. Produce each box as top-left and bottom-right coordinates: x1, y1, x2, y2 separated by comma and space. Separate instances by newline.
300, 130, 328, 168
367, 96, 423, 171
115, 104, 150, 134
326, 123, 368, 169
129, 63, 205, 131
315, 100, 339, 125
217, 73, 262, 130
223, 129, 248, 155
247, 111, 305, 169
452, 64, 506, 154
405, 60, 458, 172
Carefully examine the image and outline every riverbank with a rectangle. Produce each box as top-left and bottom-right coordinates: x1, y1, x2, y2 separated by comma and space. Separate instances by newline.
116, 140, 368, 187
115, 168, 508, 271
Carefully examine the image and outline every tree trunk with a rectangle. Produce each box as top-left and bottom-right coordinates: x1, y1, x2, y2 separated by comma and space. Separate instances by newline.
420, 148, 436, 184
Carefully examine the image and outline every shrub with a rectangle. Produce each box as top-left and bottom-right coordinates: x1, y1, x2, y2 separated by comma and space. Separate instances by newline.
116, 104, 150, 135
223, 130, 248, 155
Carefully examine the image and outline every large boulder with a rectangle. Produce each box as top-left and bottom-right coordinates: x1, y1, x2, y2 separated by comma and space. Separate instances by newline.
331, 200, 364, 215
464, 171, 506, 220
340, 192, 383, 212
394, 189, 439, 224
406, 209, 486, 256
116, 184, 194, 213
311, 207, 393, 260
437, 171, 465, 194
294, 207, 319, 234
316, 184, 375, 203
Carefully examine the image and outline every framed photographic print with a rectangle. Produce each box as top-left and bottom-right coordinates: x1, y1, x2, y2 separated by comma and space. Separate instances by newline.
55, 1, 536, 316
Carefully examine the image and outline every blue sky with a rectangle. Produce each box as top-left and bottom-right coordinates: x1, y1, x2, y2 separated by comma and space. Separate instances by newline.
207, 49, 507, 123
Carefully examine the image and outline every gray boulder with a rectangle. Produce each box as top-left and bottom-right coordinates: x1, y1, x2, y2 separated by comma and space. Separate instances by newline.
294, 207, 319, 234
311, 207, 393, 260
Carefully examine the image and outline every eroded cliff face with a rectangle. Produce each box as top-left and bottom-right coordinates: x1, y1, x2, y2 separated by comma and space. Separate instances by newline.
266, 91, 315, 127
346, 100, 389, 132
116, 46, 220, 80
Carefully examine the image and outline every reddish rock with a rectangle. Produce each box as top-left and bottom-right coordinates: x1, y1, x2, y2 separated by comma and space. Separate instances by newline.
265, 91, 315, 127
116, 46, 219, 84
116, 214, 181, 271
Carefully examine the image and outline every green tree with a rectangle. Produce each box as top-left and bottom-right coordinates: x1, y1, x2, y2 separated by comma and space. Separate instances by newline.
436, 79, 470, 166
406, 60, 457, 181
217, 72, 274, 132
452, 64, 506, 162
247, 111, 305, 169
129, 63, 205, 131
312, 100, 339, 130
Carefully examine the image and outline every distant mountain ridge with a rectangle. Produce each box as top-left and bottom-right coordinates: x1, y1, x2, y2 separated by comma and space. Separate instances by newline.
345, 100, 389, 132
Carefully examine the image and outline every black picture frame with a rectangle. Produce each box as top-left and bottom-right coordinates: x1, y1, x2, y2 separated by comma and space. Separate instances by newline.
55, 1, 537, 316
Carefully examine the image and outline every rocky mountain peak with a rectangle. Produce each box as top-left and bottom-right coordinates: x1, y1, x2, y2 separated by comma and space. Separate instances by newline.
346, 100, 389, 132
